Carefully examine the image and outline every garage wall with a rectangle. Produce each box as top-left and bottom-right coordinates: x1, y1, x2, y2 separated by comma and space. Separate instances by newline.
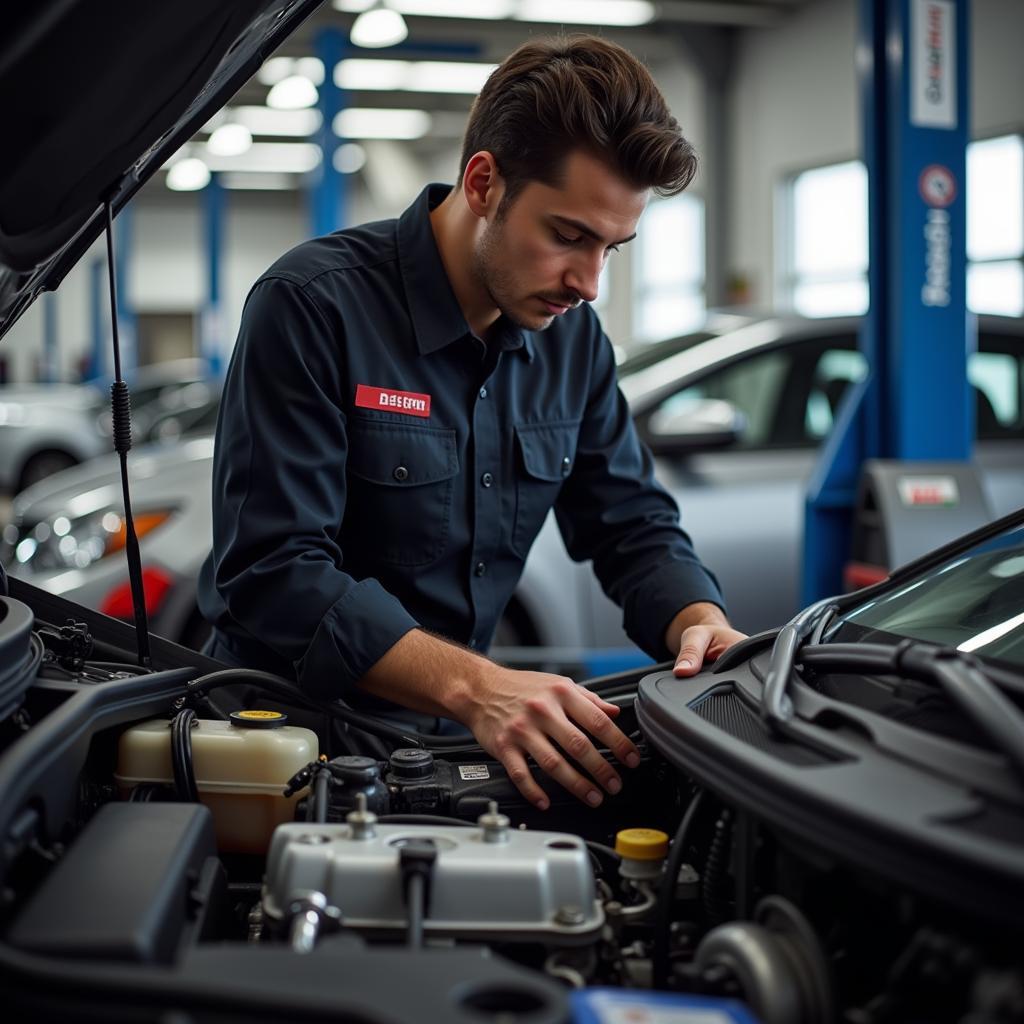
726, 0, 1024, 309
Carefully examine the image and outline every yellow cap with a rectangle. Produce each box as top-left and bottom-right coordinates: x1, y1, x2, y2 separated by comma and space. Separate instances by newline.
615, 828, 670, 861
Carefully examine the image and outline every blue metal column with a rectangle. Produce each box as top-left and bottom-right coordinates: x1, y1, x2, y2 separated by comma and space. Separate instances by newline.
202, 173, 226, 379
802, 0, 970, 603
88, 257, 106, 380
114, 203, 138, 373
41, 293, 58, 383
309, 29, 347, 237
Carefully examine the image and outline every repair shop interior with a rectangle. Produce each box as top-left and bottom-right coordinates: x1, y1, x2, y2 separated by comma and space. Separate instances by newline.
0, 2, 1023, 1022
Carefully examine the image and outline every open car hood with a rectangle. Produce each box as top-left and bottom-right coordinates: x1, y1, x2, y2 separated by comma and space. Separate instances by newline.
0, 0, 323, 341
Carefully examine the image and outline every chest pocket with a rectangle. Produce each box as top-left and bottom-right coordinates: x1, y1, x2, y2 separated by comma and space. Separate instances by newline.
346, 420, 459, 567
511, 420, 580, 559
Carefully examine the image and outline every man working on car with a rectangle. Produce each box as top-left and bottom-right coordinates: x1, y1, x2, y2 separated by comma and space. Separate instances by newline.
198, 35, 745, 811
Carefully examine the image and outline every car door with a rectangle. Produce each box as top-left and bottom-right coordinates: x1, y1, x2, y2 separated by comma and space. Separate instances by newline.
583, 331, 864, 638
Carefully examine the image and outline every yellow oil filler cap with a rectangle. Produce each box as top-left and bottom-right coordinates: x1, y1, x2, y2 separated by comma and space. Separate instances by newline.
615, 828, 669, 860
615, 828, 670, 881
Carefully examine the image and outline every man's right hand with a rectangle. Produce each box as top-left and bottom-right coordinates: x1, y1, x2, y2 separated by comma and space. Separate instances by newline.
450, 663, 641, 811
357, 628, 641, 810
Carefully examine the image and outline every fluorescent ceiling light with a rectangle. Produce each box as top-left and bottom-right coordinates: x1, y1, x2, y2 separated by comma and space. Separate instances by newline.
220, 172, 296, 191
517, 0, 654, 24
334, 107, 431, 139
207, 123, 253, 157
258, 56, 325, 86
267, 74, 319, 110
166, 158, 211, 192
334, 58, 495, 94
333, 0, 650, 23
232, 106, 323, 137
336, 58, 408, 91
202, 142, 322, 174
334, 142, 368, 174
350, 2, 409, 48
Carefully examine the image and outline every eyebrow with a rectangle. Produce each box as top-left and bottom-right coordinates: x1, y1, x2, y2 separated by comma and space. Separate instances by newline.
551, 215, 637, 247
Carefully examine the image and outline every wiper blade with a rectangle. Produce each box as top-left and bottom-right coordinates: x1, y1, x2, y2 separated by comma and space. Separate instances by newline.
761, 597, 840, 727
799, 641, 1024, 784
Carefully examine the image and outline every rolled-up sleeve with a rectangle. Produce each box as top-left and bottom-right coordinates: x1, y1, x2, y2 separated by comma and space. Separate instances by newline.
208, 276, 418, 695
554, 314, 725, 659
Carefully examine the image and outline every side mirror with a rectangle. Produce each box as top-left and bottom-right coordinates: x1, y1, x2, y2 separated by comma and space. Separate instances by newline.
643, 398, 747, 455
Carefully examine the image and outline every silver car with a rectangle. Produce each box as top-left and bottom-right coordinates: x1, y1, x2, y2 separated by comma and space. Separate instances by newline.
0, 358, 217, 492
4, 315, 1022, 651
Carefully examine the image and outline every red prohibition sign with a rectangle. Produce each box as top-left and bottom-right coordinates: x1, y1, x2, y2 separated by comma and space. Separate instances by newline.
919, 164, 957, 207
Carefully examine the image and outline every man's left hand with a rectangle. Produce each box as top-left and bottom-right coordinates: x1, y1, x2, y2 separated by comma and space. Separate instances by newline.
664, 602, 747, 677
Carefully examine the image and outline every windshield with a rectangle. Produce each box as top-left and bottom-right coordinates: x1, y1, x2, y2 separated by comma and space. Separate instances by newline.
831, 520, 1024, 670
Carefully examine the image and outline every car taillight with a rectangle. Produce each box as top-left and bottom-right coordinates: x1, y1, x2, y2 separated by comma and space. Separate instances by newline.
100, 566, 174, 620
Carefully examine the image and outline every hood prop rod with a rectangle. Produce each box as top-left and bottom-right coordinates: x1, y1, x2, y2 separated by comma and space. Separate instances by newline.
103, 200, 151, 668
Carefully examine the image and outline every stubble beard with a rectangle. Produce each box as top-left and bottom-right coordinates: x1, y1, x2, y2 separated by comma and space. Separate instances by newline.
472, 218, 553, 333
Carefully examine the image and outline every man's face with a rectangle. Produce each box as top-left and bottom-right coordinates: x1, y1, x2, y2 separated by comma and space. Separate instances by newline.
472, 150, 648, 332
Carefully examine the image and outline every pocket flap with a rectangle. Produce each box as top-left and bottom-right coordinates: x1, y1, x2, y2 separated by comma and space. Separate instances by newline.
514, 421, 579, 482
348, 421, 459, 486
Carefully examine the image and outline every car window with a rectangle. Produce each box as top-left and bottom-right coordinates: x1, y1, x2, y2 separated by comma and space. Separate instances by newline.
805, 347, 869, 440
972, 332, 1023, 439
648, 349, 791, 449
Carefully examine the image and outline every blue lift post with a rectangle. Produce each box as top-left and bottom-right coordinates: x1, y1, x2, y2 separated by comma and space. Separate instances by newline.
310, 29, 348, 237
802, 0, 970, 604
203, 173, 226, 380
114, 202, 138, 376
88, 257, 105, 380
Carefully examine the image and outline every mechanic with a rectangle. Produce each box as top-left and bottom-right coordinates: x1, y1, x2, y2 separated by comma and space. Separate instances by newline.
197, 35, 746, 811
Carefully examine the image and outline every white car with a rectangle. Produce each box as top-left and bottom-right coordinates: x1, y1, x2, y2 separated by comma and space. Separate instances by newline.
0, 359, 217, 492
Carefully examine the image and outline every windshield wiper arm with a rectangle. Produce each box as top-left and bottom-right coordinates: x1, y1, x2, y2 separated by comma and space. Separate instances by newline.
761, 597, 840, 728
799, 641, 1024, 785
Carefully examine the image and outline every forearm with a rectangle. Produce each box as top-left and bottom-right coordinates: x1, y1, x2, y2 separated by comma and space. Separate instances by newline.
355, 627, 490, 720
663, 600, 731, 655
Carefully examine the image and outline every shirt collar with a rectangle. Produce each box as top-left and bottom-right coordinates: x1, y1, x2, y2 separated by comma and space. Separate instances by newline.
397, 184, 534, 363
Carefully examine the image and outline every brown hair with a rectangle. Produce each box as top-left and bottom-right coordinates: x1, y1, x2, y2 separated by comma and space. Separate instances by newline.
460, 35, 697, 205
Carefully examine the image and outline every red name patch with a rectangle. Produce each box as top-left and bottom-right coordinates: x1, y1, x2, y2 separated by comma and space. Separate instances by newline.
355, 384, 432, 418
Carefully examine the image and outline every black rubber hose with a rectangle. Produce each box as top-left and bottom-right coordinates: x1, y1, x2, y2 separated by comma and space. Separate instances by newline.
652, 789, 705, 990
312, 766, 330, 824
170, 708, 199, 802
185, 670, 429, 746
701, 810, 734, 926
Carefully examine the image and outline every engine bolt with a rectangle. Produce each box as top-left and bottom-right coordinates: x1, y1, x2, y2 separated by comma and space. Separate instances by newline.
477, 800, 510, 843
346, 792, 378, 840
554, 904, 586, 927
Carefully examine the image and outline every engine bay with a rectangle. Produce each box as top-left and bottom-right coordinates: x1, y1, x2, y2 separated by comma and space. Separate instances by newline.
1, 584, 1022, 1024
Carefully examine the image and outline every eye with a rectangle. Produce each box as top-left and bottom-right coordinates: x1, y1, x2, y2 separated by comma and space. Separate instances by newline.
554, 230, 581, 246
606, 244, 621, 255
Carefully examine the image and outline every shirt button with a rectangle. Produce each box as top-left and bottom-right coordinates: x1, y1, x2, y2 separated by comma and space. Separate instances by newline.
561, 456, 572, 477
474, 562, 487, 577
393, 465, 409, 482
479, 386, 488, 399
481, 472, 494, 488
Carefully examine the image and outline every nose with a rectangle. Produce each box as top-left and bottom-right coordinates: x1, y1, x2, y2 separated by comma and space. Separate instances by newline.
563, 250, 603, 305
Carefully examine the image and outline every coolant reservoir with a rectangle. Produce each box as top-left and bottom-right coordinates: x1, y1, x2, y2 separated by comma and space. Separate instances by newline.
115, 711, 318, 853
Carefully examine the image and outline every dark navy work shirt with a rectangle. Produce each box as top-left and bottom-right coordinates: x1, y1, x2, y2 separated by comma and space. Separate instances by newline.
197, 184, 724, 700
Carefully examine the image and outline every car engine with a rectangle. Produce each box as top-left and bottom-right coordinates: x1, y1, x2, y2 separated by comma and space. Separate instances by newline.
0, 586, 1022, 1024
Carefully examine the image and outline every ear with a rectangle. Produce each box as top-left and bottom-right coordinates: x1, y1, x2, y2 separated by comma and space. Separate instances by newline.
461, 151, 504, 219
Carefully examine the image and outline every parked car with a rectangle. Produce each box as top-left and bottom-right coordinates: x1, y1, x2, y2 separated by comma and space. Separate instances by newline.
4, 315, 1022, 653
0, 358, 217, 492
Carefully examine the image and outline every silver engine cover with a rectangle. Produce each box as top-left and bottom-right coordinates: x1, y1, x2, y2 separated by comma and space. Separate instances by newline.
262, 822, 603, 944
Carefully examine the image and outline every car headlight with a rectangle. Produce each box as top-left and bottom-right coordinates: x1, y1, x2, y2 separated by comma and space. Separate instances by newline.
1, 508, 174, 573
